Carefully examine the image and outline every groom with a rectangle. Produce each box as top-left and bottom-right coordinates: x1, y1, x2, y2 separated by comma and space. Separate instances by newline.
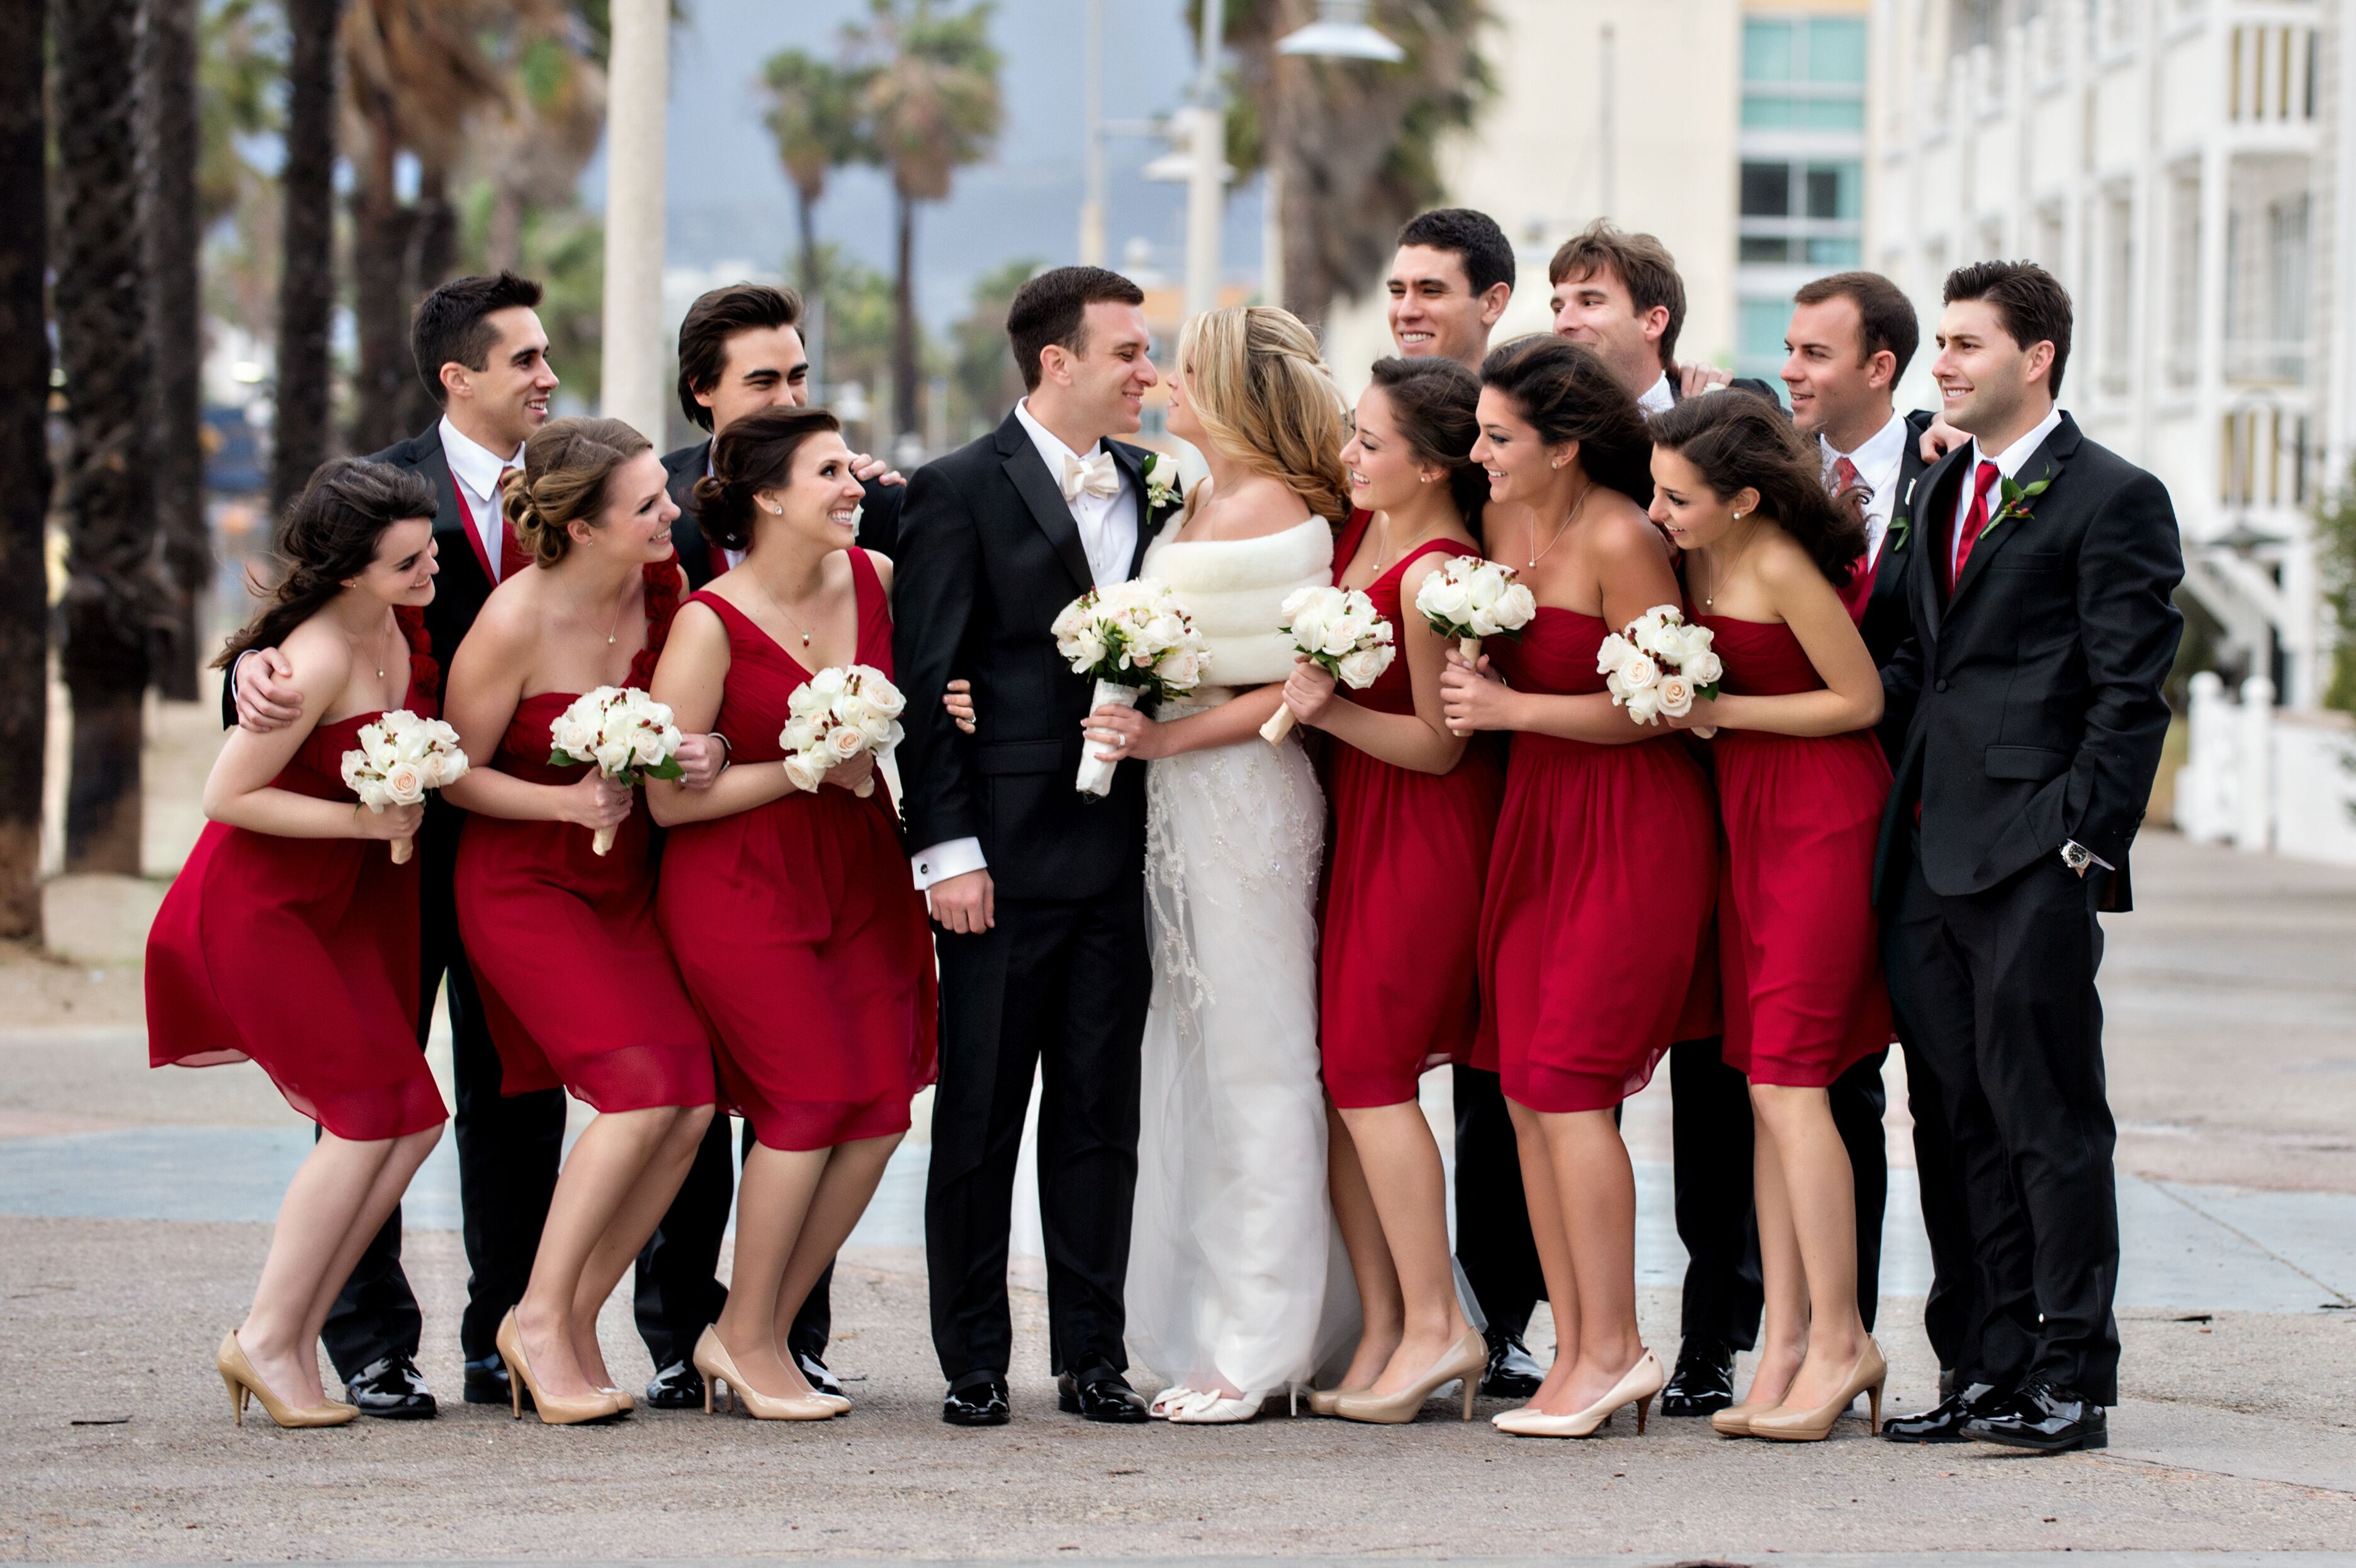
894, 266, 1179, 1426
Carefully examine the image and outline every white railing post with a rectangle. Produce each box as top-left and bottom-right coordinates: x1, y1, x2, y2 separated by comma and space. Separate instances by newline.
2234, 675, 2277, 851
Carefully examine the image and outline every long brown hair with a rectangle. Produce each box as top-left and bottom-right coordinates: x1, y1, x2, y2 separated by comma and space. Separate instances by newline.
503, 416, 653, 567
691, 405, 844, 555
1367, 356, 1487, 541
217, 458, 436, 668
1477, 336, 1655, 507
1648, 388, 1866, 583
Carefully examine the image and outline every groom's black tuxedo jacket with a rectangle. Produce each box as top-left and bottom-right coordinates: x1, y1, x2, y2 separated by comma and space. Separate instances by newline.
1873, 410, 2183, 913
1857, 409, 1939, 760
660, 436, 906, 589
892, 409, 1177, 903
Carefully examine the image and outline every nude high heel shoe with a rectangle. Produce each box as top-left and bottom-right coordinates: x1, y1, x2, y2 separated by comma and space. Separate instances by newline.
497, 1311, 625, 1426
1492, 1349, 1665, 1439
690, 1327, 837, 1421
216, 1331, 356, 1429
1748, 1339, 1886, 1442
1710, 1397, 1783, 1438
1304, 1385, 1364, 1417
1332, 1328, 1488, 1425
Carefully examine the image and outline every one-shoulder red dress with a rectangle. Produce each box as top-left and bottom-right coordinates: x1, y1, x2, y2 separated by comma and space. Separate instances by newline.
1475, 608, 1718, 1113
1693, 613, 1892, 1086
455, 561, 716, 1114
145, 618, 448, 1142
655, 551, 937, 1151
1317, 519, 1504, 1108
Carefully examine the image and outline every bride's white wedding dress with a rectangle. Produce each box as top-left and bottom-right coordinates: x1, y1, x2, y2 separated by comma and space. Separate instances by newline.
1124, 516, 1358, 1418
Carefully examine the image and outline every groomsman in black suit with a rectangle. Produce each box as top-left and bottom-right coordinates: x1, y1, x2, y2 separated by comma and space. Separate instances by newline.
631, 280, 905, 1408
1876, 262, 2182, 1453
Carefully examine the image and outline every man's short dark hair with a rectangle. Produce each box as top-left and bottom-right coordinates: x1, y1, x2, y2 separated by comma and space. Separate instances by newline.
676, 283, 804, 431
1396, 208, 1516, 298
411, 271, 544, 406
1944, 260, 2074, 397
1006, 266, 1146, 392
1547, 220, 1685, 369
1793, 270, 1920, 381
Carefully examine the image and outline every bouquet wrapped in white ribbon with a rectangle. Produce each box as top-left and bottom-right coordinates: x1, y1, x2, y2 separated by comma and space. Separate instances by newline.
1596, 604, 1725, 732
1260, 584, 1395, 743
1051, 578, 1210, 796
548, 685, 687, 855
341, 709, 470, 863
780, 664, 907, 801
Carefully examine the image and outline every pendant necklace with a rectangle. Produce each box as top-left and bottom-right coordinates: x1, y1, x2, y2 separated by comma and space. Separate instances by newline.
756, 574, 816, 648
1528, 477, 1591, 570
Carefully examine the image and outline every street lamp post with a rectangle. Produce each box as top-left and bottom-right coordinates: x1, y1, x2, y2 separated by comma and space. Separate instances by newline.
1181, 1, 1225, 320
602, 0, 668, 442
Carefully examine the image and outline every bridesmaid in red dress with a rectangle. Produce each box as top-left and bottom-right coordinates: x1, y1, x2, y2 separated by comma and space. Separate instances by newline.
1437, 339, 1716, 1440
440, 418, 720, 1424
147, 460, 449, 1428
1649, 390, 1891, 1442
649, 405, 937, 1421
1278, 357, 1499, 1418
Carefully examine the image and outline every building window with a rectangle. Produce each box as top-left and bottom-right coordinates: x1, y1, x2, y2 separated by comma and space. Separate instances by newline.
1742, 17, 1868, 130
1738, 159, 1863, 265
2166, 171, 2200, 387
1737, 298, 1796, 393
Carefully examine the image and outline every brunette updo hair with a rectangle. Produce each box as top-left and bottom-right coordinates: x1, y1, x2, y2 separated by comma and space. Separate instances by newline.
217, 458, 437, 668
1365, 356, 1487, 540
1476, 336, 1657, 509
1648, 388, 1866, 584
691, 404, 844, 555
502, 415, 653, 567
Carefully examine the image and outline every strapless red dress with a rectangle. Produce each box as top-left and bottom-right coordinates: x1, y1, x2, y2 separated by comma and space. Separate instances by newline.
655, 551, 937, 1151
1317, 522, 1504, 1108
146, 692, 448, 1142
1475, 608, 1718, 1113
455, 562, 715, 1114
1693, 613, 1892, 1087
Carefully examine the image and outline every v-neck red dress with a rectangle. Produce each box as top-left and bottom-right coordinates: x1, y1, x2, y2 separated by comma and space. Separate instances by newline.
1316, 516, 1505, 1108
655, 550, 938, 1151
455, 560, 716, 1114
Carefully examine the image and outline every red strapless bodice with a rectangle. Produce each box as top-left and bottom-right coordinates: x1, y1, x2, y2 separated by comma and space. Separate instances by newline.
1692, 613, 1826, 697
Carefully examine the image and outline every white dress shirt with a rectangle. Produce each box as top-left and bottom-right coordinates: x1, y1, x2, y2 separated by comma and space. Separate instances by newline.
1638, 370, 1676, 419
1949, 403, 2063, 584
911, 401, 1139, 893
1822, 409, 1908, 571
440, 415, 526, 583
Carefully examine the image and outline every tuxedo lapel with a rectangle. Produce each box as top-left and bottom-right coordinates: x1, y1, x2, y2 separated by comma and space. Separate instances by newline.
1909, 443, 1973, 635
1108, 439, 1157, 577
418, 434, 490, 606
997, 415, 1096, 592
1947, 418, 2078, 614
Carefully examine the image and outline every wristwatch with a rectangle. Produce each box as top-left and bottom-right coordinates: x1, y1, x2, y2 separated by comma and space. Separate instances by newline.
2060, 840, 2094, 874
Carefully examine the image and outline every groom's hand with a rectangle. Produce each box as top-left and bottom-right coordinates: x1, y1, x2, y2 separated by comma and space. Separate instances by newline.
928, 867, 996, 935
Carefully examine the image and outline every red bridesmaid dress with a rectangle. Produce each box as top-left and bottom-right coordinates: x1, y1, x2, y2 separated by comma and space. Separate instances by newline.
455, 560, 716, 1114
145, 613, 448, 1141
1693, 614, 1892, 1086
1317, 514, 1504, 1108
1475, 609, 1718, 1113
655, 550, 937, 1151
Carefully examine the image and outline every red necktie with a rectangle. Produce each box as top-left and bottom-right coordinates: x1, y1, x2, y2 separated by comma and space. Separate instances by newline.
1948, 460, 2000, 592
495, 465, 531, 580
1830, 454, 1863, 499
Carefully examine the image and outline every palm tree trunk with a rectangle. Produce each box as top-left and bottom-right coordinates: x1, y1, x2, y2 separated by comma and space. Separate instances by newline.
893, 189, 919, 446
795, 186, 824, 393
485, 182, 524, 276
53, 0, 159, 874
395, 161, 457, 437
349, 93, 410, 455
0, 0, 50, 937
142, 0, 206, 703
271, 0, 343, 526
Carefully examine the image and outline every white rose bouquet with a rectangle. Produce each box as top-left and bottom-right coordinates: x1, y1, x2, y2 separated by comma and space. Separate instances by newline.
1051, 578, 1210, 796
341, 709, 470, 863
548, 685, 687, 855
1414, 555, 1538, 733
1596, 604, 1725, 734
1260, 584, 1396, 743
779, 664, 908, 803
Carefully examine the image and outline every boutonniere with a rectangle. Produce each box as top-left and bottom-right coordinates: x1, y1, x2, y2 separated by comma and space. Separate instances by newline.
1141, 451, 1183, 513
1985, 465, 2055, 536
1886, 514, 1910, 554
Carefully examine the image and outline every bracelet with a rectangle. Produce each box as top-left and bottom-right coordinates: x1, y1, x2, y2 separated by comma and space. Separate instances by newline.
709, 731, 731, 772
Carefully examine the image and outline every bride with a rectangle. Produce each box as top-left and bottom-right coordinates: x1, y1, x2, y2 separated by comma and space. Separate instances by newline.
1081, 306, 1357, 1422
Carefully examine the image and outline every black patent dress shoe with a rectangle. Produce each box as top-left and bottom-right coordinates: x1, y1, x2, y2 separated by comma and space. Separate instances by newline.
1939, 1365, 1959, 1404
1965, 1377, 2107, 1453
344, 1355, 437, 1419
1657, 1340, 1735, 1417
643, 1359, 705, 1410
942, 1375, 1011, 1426
1882, 1380, 2008, 1443
461, 1351, 514, 1407
1479, 1331, 1545, 1399
1057, 1367, 1150, 1423
794, 1348, 844, 1398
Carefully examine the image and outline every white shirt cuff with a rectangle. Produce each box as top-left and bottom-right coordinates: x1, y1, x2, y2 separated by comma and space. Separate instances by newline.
911, 837, 987, 890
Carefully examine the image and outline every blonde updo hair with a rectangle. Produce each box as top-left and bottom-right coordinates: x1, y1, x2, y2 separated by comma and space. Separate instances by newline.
501, 415, 654, 567
1176, 306, 1352, 529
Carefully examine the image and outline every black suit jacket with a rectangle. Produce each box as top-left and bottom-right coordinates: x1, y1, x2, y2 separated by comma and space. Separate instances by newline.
1856, 408, 1938, 759
661, 437, 906, 590
1874, 412, 2184, 913
890, 410, 1181, 903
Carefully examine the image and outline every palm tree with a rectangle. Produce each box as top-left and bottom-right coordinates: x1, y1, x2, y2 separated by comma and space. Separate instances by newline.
53, 0, 161, 874
0, 0, 48, 937
848, 0, 1003, 443
762, 50, 872, 301
471, 3, 608, 276
271, 0, 345, 529
144, 0, 208, 703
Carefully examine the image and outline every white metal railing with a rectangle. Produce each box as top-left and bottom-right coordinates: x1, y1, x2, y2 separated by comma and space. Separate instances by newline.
2178, 673, 2356, 865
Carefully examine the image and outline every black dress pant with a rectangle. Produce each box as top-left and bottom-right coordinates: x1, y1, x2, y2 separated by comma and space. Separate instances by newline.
319, 806, 566, 1379
1883, 849, 2121, 1404
1450, 1066, 1543, 1339
633, 1114, 833, 1370
925, 877, 1149, 1386
1897, 1031, 1979, 1374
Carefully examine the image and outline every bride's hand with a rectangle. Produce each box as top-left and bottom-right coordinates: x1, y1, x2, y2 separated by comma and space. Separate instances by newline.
1084, 700, 1168, 762
1439, 648, 1513, 733
1282, 658, 1338, 728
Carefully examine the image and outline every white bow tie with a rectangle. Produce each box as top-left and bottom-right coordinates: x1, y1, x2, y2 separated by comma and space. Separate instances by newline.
1060, 449, 1121, 503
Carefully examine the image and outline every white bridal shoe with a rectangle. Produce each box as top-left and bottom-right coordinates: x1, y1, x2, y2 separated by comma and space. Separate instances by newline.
1149, 1385, 1197, 1418
1164, 1388, 1262, 1424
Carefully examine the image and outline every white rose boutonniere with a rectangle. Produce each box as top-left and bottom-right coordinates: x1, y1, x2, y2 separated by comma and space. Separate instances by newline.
1141, 451, 1183, 514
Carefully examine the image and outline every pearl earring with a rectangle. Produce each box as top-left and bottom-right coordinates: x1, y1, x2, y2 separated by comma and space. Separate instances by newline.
767, 502, 783, 515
